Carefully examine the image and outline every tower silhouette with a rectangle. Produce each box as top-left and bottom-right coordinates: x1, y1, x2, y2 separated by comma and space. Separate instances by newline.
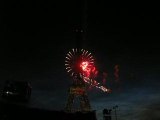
65, 72, 91, 112
64, 1, 91, 112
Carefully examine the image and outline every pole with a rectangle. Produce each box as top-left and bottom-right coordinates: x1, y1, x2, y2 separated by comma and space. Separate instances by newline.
115, 108, 117, 120
113, 105, 118, 120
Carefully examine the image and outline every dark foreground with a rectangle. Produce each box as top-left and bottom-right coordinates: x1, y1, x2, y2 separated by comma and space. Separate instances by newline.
0, 101, 97, 120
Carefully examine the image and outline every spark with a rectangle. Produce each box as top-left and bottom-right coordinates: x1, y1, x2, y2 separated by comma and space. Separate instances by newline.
67, 69, 72, 73
66, 57, 70, 60
82, 76, 111, 93
65, 67, 69, 69
67, 54, 72, 58
82, 50, 85, 55
85, 51, 88, 56
69, 51, 73, 56
87, 53, 91, 58
72, 48, 75, 54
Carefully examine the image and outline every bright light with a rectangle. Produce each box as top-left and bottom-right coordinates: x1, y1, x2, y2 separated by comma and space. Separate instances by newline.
82, 75, 111, 93
80, 61, 92, 77
80, 61, 89, 71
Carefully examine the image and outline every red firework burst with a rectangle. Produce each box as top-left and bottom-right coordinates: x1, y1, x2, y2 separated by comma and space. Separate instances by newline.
65, 48, 95, 78
65, 48, 111, 93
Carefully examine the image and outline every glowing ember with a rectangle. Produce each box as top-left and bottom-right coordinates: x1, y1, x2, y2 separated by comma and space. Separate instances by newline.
80, 61, 89, 71
80, 61, 92, 77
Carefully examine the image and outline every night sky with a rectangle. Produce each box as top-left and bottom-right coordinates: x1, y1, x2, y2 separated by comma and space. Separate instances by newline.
0, 1, 160, 120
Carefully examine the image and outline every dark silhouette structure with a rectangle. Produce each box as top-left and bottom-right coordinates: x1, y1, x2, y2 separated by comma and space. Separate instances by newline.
65, 74, 91, 112
1, 80, 32, 102
0, 102, 97, 120
65, 0, 92, 113
103, 109, 112, 120
113, 105, 118, 120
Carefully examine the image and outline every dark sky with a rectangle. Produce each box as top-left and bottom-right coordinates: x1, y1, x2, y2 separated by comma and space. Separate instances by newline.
0, 1, 160, 120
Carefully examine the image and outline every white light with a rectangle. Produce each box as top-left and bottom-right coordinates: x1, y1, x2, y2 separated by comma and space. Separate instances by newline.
69, 51, 73, 56
67, 54, 72, 58
67, 69, 72, 72
66, 57, 70, 60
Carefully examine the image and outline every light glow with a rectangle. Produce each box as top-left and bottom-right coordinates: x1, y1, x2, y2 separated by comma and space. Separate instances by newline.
82, 75, 111, 93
